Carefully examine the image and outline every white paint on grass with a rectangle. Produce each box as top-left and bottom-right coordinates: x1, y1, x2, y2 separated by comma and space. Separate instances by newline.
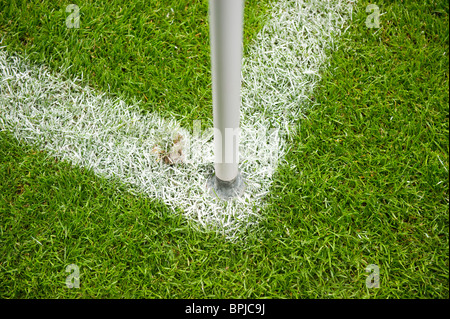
0, 0, 355, 240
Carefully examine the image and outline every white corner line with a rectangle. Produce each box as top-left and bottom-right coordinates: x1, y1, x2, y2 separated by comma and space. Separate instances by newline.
0, 0, 355, 240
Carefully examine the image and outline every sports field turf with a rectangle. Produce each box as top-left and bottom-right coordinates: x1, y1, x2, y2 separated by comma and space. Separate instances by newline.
0, 0, 448, 298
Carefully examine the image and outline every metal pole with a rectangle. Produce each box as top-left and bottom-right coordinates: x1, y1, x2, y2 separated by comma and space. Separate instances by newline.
207, 0, 245, 199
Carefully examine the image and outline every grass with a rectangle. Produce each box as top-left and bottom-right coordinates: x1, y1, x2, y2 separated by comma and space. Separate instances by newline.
0, 0, 274, 131
0, 0, 449, 298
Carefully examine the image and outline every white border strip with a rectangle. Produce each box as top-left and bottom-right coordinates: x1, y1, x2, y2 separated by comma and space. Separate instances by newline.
0, 0, 355, 240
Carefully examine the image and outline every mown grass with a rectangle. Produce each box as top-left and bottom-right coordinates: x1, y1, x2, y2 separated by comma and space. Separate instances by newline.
0, 0, 274, 131
0, 0, 448, 298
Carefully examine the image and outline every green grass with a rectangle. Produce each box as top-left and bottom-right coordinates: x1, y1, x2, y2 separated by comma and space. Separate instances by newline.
0, 0, 448, 298
0, 0, 274, 131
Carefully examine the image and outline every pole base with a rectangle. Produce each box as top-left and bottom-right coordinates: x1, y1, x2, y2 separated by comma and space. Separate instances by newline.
207, 171, 245, 200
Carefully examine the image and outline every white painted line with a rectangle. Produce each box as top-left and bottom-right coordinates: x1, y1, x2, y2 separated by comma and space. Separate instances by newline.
0, 0, 355, 240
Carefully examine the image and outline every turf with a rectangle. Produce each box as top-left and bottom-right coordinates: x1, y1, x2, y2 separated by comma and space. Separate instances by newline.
0, 0, 449, 298
0, 0, 274, 131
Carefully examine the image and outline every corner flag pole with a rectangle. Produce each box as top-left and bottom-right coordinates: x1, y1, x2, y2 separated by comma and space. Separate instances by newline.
207, 0, 245, 199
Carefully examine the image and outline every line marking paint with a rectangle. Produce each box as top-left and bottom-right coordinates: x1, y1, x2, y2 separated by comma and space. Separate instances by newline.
0, 0, 355, 240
